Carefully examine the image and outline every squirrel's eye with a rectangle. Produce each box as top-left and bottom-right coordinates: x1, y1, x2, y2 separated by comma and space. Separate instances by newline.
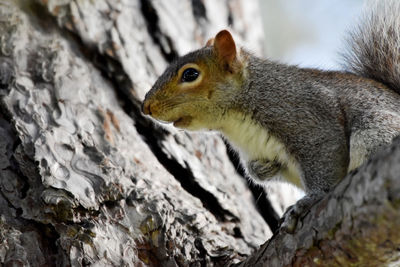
181, 68, 199, 82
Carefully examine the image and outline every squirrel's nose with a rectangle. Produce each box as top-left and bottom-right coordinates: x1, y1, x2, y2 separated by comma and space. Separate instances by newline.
142, 100, 152, 115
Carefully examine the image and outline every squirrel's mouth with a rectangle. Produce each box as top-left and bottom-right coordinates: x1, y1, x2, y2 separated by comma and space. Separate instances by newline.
173, 116, 192, 128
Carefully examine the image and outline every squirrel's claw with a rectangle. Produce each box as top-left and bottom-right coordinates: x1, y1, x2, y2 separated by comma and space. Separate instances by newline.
279, 193, 324, 233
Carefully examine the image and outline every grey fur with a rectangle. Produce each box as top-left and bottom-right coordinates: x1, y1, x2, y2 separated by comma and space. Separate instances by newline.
342, 0, 400, 94
143, 0, 400, 232
235, 56, 400, 193
247, 159, 282, 180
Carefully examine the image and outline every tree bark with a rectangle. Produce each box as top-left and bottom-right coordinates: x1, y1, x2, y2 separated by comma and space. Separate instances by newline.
1, 0, 400, 266
240, 136, 400, 266
0, 0, 280, 266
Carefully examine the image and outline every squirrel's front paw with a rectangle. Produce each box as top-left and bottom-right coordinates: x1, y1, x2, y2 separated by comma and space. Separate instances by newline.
280, 193, 324, 233
247, 159, 281, 181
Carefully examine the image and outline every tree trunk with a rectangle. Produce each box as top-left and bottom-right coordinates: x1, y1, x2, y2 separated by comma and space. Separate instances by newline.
0, 0, 287, 265
1, 0, 399, 266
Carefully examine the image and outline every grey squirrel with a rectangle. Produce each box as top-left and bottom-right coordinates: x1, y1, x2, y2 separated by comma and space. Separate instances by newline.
142, 1, 400, 232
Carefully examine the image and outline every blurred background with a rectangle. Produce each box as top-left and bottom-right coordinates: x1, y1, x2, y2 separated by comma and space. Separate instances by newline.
259, 0, 366, 70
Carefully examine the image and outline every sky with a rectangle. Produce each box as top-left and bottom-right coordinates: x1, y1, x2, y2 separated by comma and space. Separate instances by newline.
259, 0, 366, 70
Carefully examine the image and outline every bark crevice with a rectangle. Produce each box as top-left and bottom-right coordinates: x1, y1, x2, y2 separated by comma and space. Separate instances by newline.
139, 0, 178, 62
225, 142, 280, 231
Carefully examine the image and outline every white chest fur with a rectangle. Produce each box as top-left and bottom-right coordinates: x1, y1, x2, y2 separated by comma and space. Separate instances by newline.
220, 112, 303, 188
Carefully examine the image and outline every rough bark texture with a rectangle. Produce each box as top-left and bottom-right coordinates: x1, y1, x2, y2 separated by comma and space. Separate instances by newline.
1, 0, 400, 266
0, 0, 283, 266
240, 137, 400, 267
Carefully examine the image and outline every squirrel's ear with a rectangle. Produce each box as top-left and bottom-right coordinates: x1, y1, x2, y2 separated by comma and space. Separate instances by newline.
214, 30, 237, 67
205, 38, 214, 47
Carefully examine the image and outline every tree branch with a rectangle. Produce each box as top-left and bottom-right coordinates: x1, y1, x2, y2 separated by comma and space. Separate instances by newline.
239, 137, 400, 266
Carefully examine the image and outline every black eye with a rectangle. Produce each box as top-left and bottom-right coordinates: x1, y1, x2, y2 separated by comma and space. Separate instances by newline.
181, 68, 199, 82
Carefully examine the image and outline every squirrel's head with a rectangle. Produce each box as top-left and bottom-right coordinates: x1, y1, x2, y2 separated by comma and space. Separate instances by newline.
142, 30, 246, 130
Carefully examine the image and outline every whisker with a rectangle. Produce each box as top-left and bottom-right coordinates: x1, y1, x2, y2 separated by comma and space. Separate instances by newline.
255, 191, 264, 205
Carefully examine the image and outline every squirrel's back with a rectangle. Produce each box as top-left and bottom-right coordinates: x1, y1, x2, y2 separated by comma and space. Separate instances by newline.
343, 0, 400, 94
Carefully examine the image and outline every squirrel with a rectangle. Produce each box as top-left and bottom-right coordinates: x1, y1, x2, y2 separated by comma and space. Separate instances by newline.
142, 1, 400, 232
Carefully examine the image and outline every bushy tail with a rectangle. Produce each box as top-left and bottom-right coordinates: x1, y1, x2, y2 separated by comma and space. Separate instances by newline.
343, 0, 400, 94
